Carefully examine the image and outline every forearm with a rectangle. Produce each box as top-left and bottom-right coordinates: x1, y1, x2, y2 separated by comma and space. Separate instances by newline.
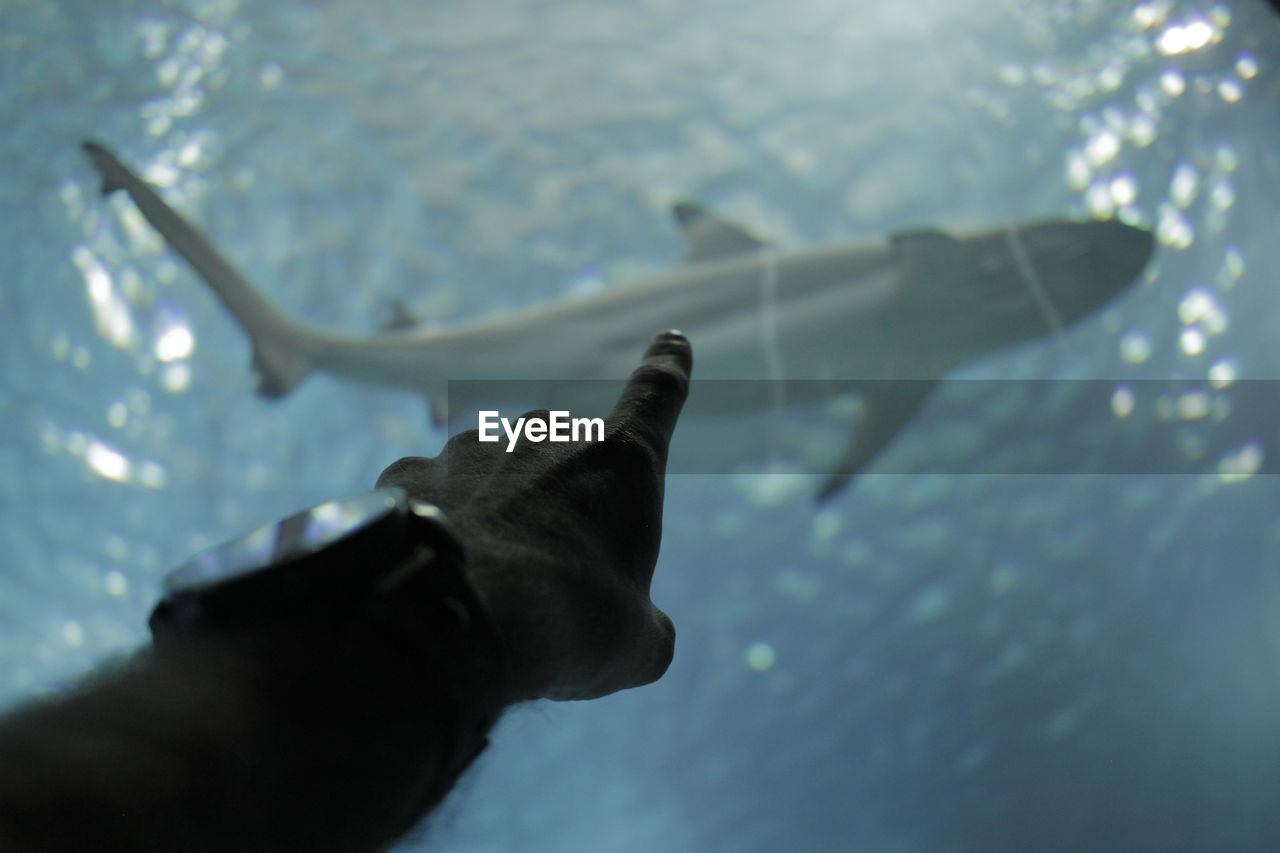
0, 628, 500, 853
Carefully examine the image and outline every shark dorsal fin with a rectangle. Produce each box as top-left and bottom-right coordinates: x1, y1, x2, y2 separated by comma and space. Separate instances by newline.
673, 202, 767, 263
889, 228, 973, 302
890, 228, 966, 266
381, 300, 420, 333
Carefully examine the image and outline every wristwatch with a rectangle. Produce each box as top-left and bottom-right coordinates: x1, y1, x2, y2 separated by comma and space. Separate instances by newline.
148, 487, 507, 781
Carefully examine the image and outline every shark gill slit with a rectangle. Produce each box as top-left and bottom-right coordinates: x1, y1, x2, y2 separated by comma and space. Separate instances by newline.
758, 248, 788, 409
1003, 227, 1065, 339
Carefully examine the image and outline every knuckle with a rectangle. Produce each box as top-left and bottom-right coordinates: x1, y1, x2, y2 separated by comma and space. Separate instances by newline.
641, 608, 676, 684
375, 456, 430, 486
448, 429, 481, 445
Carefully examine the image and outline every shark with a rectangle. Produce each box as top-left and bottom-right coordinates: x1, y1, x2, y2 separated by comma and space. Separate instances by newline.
81, 141, 1154, 498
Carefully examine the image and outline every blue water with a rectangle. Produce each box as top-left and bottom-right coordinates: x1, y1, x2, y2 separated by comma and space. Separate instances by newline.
4, 1, 1280, 850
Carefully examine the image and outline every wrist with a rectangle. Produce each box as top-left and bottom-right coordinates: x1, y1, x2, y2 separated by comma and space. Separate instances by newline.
148, 489, 509, 805
464, 550, 562, 703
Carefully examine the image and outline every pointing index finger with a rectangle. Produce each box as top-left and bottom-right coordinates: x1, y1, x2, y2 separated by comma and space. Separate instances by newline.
607, 330, 693, 448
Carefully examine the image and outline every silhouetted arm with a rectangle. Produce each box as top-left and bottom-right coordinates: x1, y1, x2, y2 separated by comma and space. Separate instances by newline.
0, 626, 480, 853
0, 331, 692, 853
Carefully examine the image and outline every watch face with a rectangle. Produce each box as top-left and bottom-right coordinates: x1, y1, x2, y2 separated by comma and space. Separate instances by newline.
163, 488, 404, 593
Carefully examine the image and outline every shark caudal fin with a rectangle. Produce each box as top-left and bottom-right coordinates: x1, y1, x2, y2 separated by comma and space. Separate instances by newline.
82, 141, 314, 398
82, 141, 132, 196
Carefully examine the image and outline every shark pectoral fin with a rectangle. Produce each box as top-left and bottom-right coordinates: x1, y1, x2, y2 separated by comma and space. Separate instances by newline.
425, 393, 449, 428
251, 338, 312, 399
673, 202, 768, 262
816, 379, 938, 502
890, 228, 973, 305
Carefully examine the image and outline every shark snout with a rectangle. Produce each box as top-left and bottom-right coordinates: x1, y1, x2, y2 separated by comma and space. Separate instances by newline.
1008, 219, 1154, 329
1069, 219, 1155, 290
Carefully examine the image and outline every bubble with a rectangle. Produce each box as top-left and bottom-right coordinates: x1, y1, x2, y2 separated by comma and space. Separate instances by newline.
61, 621, 86, 649
1160, 69, 1185, 96
1177, 287, 1228, 335
775, 570, 821, 603
1111, 385, 1136, 418
1156, 206, 1193, 249
154, 322, 194, 362
988, 565, 1018, 595
86, 441, 130, 483
1132, 2, 1169, 29
999, 64, 1027, 86
1065, 150, 1091, 190
1175, 390, 1209, 420
1215, 145, 1239, 172
1119, 331, 1151, 364
128, 390, 152, 415
1086, 181, 1116, 217
157, 56, 181, 87
1169, 164, 1198, 208
1209, 180, 1235, 211
1208, 359, 1236, 387
72, 246, 136, 350
908, 584, 950, 624
746, 642, 776, 671
1179, 327, 1206, 356
104, 571, 129, 597
1177, 287, 1214, 324
50, 333, 70, 362
1098, 63, 1124, 92
1217, 79, 1242, 103
1218, 442, 1262, 483
1084, 128, 1121, 166
259, 62, 284, 90
104, 535, 127, 561
138, 461, 168, 489
1109, 173, 1138, 206
1156, 18, 1215, 56
812, 510, 841, 540
1219, 246, 1244, 288
1129, 115, 1157, 148
161, 363, 193, 393
136, 18, 170, 59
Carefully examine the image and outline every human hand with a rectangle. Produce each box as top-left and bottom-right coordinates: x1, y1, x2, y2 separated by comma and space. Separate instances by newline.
375, 331, 693, 703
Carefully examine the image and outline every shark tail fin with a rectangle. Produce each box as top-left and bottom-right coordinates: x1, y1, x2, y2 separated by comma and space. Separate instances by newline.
81, 141, 318, 400
81, 140, 132, 196
251, 334, 313, 398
